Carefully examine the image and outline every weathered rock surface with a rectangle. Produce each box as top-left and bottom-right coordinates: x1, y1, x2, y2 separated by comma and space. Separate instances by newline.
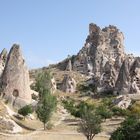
0, 44, 32, 108
66, 59, 72, 71
65, 23, 126, 93
0, 48, 7, 77
113, 95, 131, 109
61, 75, 76, 93
115, 57, 140, 94
54, 23, 140, 95
0, 101, 22, 133
51, 77, 57, 93
27, 23, 140, 95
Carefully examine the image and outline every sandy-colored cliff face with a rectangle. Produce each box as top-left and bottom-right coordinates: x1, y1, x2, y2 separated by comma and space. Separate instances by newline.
53, 23, 140, 94
1, 44, 31, 108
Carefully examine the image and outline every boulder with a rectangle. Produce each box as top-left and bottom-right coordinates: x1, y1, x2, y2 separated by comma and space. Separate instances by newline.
113, 95, 131, 109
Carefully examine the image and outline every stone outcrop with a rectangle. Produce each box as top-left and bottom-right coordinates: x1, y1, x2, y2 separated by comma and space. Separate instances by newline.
0, 44, 32, 108
61, 75, 76, 93
66, 59, 72, 71
51, 77, 57, 93
113, 95, 131, 109
73, 24, 125, 75
0, 48, 7, 77
54, 23, 140, 95
115, 59, 130, 94
71, 23, 125, 92
115, 57, 140, 94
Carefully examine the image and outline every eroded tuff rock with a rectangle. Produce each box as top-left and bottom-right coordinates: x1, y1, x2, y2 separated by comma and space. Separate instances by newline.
55, 23, 140, 94
0, 44, 32, 108
0, 48, 7, 77
71, 23, 125, 92
61, 74, 76, 93
51, 77, 57, 93
73, 24, 125, 75
113, 95, 131, 109
115, 57, 140, 94
66, 59, 72, 71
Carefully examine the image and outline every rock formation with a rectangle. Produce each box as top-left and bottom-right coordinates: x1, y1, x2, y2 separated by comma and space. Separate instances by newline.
51, 77, 57, 93
66, 59, 72, 71
113, 95, 131, 109
61, 75, 76, 93
69, 23, 125, 92
73, 24, 125, 76
55, 23, 140, 95
0, 48, 7, 77
115, 59, 130, 94
1, 44, 32, 108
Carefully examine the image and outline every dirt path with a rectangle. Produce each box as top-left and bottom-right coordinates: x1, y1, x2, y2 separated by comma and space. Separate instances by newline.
0, 103, 122, 140
0, 131, 109, 140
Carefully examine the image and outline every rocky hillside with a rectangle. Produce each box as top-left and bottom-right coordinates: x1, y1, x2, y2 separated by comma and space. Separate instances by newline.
1, 23, 140, 97
44, 23, 140, 95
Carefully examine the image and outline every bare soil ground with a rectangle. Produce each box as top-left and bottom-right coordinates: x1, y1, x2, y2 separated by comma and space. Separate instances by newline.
0, 102, 123, 140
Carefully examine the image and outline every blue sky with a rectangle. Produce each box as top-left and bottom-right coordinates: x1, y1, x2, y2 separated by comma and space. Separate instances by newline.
0, 0, 140, 69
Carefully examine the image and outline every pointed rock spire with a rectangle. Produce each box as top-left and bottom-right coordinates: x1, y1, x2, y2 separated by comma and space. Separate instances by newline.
1, 44, 31, 108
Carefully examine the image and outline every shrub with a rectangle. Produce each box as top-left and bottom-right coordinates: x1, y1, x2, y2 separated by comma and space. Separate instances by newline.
96, 105, 112, 120
18, 105, 33, 119
77, 83, 97, 93
79, 107, 101, 140
110, 116, 140, 140
111, 107, 128, 117
62, 100, 95, 118
46, 122, 54, 130
129, 101, 140, 116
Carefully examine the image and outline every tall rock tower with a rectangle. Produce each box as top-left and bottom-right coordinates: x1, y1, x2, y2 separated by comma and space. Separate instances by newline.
72, 23, 125, 92
0, 48, 7, 77
1, 44, 31, 108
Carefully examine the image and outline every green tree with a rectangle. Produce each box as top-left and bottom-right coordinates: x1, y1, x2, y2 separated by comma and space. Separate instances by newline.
36, 90, 57, 130
96, 105, 112, 120
18, 105, 33, 120
110, 116, 140, 140
79, 107, 101, 140
34, 71, 52, 99
35, 71, 57, 130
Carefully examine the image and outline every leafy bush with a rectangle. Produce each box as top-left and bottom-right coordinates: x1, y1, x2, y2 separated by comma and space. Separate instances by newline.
111, 107, 129, 117
62, 99, 78, 116
110, 116, 140, 140
79, 107, 101, 140
46, 122, 54, 130
62, 100, 95, 118
101, 97, 114, 107
18, 105, 33, 119
128, 101, 140, 116
96, 105, 112, 120
77, 83, 97, 93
